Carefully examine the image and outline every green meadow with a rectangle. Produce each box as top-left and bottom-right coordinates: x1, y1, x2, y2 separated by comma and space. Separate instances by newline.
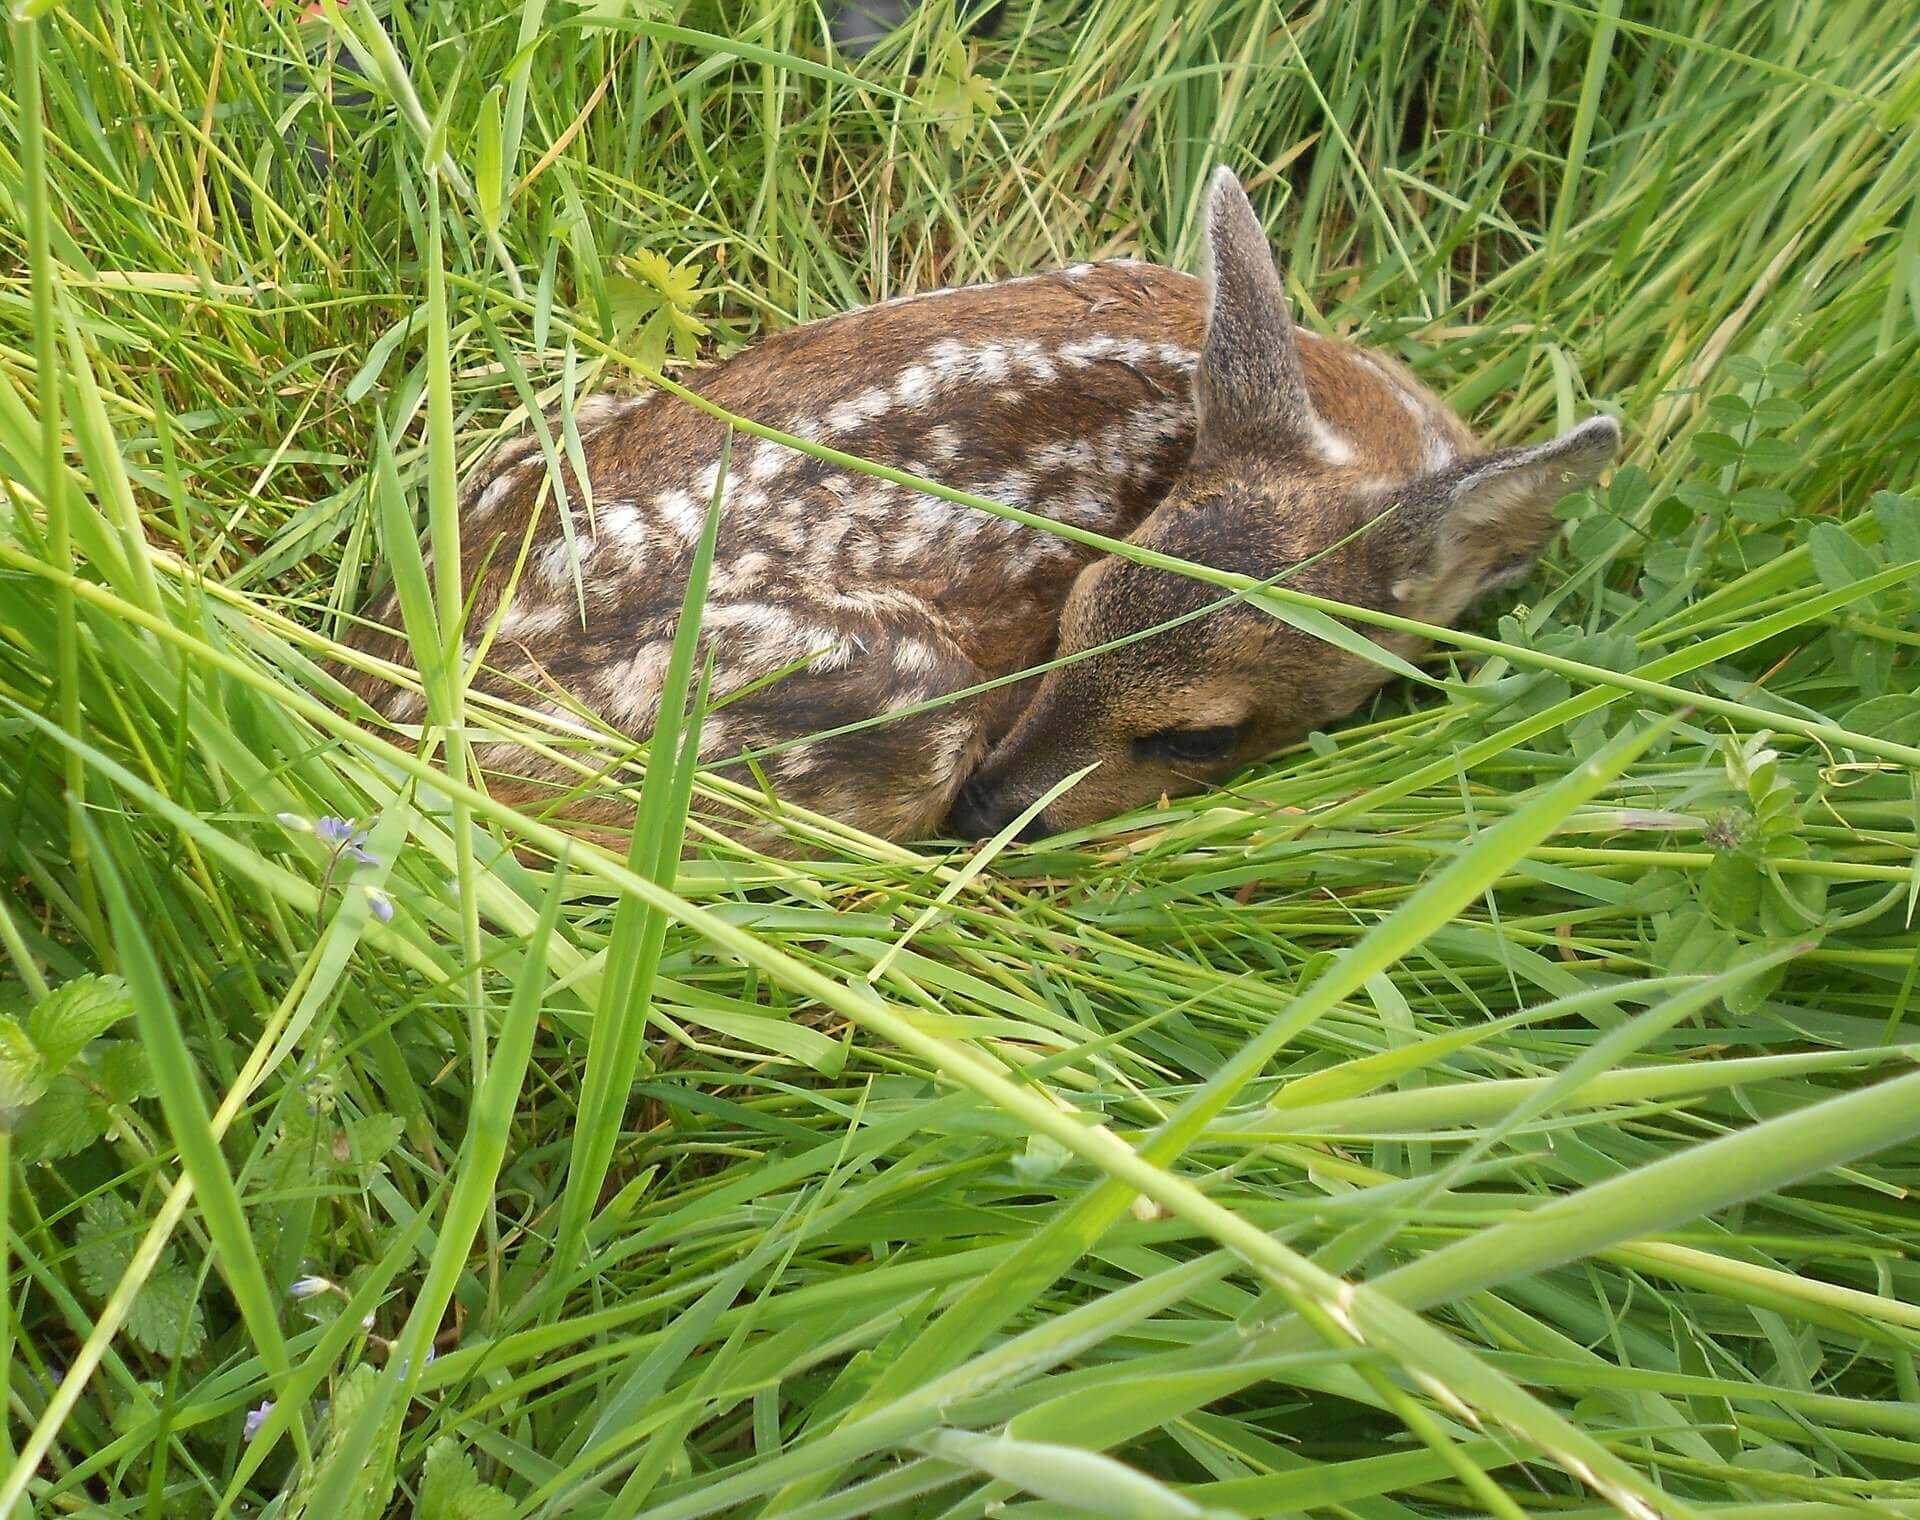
3, 2, 1919, 1515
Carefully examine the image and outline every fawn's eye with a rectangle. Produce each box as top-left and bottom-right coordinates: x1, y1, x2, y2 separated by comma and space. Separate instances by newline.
1133, 724, 1243, 765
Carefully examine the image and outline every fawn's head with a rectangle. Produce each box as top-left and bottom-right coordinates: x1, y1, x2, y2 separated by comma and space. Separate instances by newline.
950, 167, 1620, 842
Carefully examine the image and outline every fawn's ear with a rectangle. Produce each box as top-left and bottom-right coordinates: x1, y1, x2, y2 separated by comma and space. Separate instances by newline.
1196, 167, 1314, 446
1398, 416, 1622, 600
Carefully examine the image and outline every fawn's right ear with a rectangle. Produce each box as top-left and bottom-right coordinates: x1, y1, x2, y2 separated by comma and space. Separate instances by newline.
1195, 167, 1316, 448
1394, 415, 1623, 602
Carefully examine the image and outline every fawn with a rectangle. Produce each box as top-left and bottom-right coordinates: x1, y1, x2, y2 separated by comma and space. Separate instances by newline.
347, 168, 1619, 846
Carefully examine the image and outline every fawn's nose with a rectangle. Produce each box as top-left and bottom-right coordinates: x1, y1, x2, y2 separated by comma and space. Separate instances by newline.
947, 776, 1050, 844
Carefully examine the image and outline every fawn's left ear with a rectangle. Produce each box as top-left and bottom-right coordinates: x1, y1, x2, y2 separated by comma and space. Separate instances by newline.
1399, 415, 1622, 599
1195, 167, 1316, 448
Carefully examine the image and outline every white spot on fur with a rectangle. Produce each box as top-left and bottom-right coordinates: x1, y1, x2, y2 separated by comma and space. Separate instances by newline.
975, 470, 1034, 507
888, 639, 945, 684
496, 599, 570, 642
1311, 417, 1357, 466
1029, 437, 1097, 474
894, 365, 938, 409
600, 499, 649, 554
742, 444, 784, 483
610, 642, 672, 726
474, 466, 527, 518
697, 718, 733, 759
778, 740, 824, 778
538, 535, 595, 586
825, 385, 897, 435
574, 392, 647, 428
655, 488, 705, 541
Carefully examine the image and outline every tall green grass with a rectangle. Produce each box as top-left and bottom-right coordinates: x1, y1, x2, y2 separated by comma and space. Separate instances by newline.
3, 2, 1920, 1516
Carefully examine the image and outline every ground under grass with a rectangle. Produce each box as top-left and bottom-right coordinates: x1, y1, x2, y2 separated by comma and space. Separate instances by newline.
3, 2, 1920, 1516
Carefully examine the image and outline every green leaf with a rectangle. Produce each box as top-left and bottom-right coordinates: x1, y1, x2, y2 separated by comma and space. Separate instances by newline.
419, 1439, 514, 1520
1807, 522, 1884, 610
0, 1015, 47, 1114
921, 1428, 1212, 1519
282, 1365, 403, 1520
73, 1194, 139, 1300
1693, 431, 1745, 469
124, 1267, 208, 1358
94, 1039, 157, 1105
16, 1074, 108, 1162
1740, 436, 1800, 473
1871, 490, 1920, 562
1652, 909, 1736, 979
474, 91, 504, 232
330, 1114, 406, 1173
1841, 693, 1920, 746
1703, 394, 1752, 429
1748, 395, 1803, 429
1729, 485, 1793, 525
28, 973, 134, 1071
1702, 851, 1763, 927
70, 1193, 205, 1354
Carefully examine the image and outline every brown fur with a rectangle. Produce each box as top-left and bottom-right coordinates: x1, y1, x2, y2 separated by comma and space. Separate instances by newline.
952, 170, 1619, 839
346, 169, 1617, 848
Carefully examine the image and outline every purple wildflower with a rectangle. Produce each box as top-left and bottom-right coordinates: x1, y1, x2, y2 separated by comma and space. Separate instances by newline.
314, 816, 378, 865
243, 1400, 274, 1441
363, 886, 395, 924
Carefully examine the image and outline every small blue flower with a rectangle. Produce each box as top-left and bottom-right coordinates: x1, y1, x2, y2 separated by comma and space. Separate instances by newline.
314, 816, 379, 865
289, 1275, 336, 1301
243, 1400, 274, 1441
363, 886, 395, 924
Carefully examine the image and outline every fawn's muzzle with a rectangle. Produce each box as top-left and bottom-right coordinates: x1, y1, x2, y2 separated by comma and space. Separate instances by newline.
947, 775, 1051, 844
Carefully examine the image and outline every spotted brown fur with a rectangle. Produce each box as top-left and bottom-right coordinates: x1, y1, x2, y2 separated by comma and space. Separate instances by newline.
346, 171, 1618, 847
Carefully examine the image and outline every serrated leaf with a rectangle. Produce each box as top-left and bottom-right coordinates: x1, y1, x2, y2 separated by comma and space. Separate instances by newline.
282, 1362, 404, 1520
125, 1268, 207, 1358
0, 1015, 48, 1114
604, 250, 710, 365
74, 1194, 139, 1299
420, 1439, 514, 1520
332, 1114, 406, 1172
94, 1040, 158, 1105
28, 973, 135, 1072
72, 1193, 205, 1355
17, 1074, 110, 1163
419, 1439, 481, 1520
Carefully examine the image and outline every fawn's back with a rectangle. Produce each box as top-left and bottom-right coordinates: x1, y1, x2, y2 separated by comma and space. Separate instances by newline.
348, 209, 1549, 844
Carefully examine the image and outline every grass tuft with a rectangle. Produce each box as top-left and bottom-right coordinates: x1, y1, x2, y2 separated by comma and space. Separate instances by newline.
3, 2, 1919, 1516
